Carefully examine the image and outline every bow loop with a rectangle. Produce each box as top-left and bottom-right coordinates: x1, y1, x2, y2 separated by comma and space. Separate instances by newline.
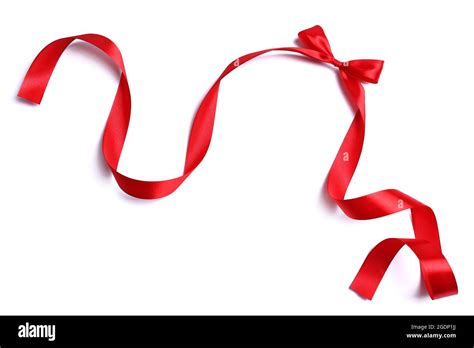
343, 59, 384, 84
298, 25, 334, 60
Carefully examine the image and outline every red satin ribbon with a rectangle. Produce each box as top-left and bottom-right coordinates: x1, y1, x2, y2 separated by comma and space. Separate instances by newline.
18, 25, 458, 300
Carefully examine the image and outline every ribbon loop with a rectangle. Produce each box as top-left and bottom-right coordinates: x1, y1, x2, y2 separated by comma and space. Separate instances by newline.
298, 25, 335, 60
344, 59, 384, 84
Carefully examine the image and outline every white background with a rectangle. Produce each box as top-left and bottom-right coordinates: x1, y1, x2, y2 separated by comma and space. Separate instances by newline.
0, 0, 473, 314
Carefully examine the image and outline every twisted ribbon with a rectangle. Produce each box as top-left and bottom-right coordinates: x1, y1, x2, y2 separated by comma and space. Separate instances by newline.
18, 25, 457, 300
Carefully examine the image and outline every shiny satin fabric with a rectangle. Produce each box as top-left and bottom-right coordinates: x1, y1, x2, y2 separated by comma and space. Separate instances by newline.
18, 25, 457, 300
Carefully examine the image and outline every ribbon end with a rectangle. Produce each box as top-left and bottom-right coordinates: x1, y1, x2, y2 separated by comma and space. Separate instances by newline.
18, 86, 43, 105
350, 280, 375, 300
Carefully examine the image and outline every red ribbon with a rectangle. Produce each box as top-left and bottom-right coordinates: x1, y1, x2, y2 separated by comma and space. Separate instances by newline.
18, 25, 458, 300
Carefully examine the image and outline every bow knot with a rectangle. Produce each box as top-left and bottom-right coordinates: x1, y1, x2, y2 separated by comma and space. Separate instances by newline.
298, 25, 384, 84
332, 59, 349, 68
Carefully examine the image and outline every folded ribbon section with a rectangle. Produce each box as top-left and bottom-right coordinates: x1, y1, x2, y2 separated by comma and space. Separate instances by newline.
18, 25, 457, 300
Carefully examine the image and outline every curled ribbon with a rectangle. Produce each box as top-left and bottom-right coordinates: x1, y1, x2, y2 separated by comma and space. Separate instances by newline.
18, 25, 458, 300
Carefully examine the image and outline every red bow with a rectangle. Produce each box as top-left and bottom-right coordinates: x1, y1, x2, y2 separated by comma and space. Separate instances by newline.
298, 25, 384, 84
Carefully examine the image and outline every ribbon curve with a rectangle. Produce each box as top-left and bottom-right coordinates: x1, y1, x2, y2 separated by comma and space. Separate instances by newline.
18, 25, 458, 300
